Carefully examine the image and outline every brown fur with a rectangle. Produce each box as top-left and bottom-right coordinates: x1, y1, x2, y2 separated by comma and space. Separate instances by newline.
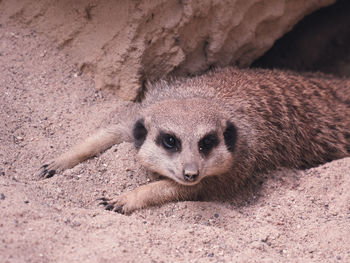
37, 68, 350, 214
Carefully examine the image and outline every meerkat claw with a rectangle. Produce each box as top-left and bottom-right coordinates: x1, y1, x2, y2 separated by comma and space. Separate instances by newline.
36, 163, 56, 179
97, 198, 126, 214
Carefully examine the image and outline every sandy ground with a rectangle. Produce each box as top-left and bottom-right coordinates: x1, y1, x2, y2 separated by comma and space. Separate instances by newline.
1, 23, 350, 263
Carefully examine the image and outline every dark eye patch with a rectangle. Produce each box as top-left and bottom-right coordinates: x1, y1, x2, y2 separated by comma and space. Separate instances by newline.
223, 121, 237, 152
156, 132, 181, 153
133, 119, 148, 149
198, 132, 219, 156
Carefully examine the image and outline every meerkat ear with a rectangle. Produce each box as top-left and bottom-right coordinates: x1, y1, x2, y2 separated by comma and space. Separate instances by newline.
133, 118, 148, 148
223, 121, 237, 152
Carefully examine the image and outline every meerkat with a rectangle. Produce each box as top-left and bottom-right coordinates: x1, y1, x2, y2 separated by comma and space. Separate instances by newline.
37, 68, 350, 214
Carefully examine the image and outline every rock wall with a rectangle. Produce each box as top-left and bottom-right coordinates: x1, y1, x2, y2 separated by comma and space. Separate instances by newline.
0, 0, 335, 100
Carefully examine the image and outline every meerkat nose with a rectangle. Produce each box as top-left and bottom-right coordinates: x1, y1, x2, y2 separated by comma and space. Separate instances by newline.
183, 171, 199, 181
183, 163, 199, 182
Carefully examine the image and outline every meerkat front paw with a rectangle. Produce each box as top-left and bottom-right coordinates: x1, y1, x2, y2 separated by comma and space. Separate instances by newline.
98, 180, 195, 214
36, 160, 60, 179
35, 155, 74, 179
98, 190, 146, 215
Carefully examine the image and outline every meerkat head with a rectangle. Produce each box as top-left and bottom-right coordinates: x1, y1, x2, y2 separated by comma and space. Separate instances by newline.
132, 98, 237, 186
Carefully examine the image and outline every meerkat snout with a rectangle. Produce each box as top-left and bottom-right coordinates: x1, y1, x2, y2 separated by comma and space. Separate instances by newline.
183, 163, 199, 182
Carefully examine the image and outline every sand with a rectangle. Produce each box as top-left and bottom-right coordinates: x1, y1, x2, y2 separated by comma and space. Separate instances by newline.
1, 23, 349, 263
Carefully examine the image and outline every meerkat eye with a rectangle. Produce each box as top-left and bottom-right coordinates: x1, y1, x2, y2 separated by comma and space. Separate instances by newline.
163, 135, 176, 149
156, 132, 181, 152
198, 132, 219, 156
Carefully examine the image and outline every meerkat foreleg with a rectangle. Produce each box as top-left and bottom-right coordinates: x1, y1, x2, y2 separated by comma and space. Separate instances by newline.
99, 180, 201, 214
37, 124, 132, 178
